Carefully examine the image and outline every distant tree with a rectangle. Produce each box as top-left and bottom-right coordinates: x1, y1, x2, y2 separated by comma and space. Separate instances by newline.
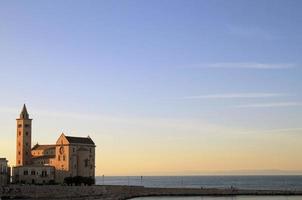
64, 177, 73, 186
73, 176, 82, 186
88, 177, 95, 186
83, 177, 94, 186
64, 176, 95, 186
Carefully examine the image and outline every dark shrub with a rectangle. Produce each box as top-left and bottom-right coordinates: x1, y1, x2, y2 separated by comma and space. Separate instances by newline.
64, 176, 95, 186
64, 177, 73, 186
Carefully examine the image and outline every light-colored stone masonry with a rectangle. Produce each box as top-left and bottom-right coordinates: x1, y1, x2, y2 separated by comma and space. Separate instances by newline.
1, 185, 302, 200
13, 105, 96, 184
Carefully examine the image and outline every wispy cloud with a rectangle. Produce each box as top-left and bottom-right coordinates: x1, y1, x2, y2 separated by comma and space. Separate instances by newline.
184, 93, 287, 100
202, 62, 296, 69
236, 102, 302, 108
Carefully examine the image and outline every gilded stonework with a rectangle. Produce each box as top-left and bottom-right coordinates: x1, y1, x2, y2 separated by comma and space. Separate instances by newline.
13, 105, 96, 184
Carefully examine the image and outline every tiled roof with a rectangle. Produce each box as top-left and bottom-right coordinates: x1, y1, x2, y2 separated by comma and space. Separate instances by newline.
32, 144, 56, 151
65, 136, 95, 145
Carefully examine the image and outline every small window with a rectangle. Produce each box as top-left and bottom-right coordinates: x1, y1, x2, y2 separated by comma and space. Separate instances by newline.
25, 132, 28, 136
31, 170, 36, 175
18, 151, 21, 155
26, 142, 28, 146
58, 155, 60, 161
18, 132, 21, 136
73, 148, 75, 153
63, 155, 65, 161
24, 170, 28, 175
89, 148, 92, 153
18, 124, 22, 128
41, 171, 47, 177
18, 160, 20, 164
84, 159, 89, 167
25, 124, 30, 128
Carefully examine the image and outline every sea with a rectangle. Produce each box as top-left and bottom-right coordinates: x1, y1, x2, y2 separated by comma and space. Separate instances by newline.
95, 176, 302, 200
95, 176, 302, 190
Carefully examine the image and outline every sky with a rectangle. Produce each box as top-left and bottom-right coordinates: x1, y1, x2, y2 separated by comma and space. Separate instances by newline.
0, 0, 302, 176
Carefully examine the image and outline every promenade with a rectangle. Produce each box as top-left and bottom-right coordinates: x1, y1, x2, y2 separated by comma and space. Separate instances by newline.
1, 185, 302, 200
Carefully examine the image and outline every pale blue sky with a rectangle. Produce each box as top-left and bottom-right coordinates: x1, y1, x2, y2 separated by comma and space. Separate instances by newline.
0, 0, 302, 175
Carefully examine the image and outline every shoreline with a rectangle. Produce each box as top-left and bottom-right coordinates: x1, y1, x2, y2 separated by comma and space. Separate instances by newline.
1, 185, 302, 200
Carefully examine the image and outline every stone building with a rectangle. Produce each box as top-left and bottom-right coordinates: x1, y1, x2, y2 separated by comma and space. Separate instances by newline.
13, 105, 96, 184
13, 165, 55, 184
0, 158, 10, 186
50, 134, 96, 183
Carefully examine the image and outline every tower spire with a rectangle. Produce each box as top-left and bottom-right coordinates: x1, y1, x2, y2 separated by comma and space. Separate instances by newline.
20, 104, 29, 119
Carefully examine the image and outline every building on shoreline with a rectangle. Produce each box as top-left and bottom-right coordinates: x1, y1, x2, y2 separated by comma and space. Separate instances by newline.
13, 165, 55, 184
0, 158, 10, 186
12, 105, 96, 184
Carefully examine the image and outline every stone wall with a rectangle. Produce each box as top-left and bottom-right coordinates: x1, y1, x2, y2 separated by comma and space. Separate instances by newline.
0, 158, 9, 186
1, 185, 302, 200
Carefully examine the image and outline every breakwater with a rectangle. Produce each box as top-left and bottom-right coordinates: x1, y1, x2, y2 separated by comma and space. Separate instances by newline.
1, 185, 302, 200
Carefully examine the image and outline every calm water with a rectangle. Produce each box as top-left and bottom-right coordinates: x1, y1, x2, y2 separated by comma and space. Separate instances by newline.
95, 176, 302, 190
131, 197, 302, 200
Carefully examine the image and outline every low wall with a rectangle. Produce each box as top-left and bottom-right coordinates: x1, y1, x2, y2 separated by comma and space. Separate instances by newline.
1, 185, 302, 200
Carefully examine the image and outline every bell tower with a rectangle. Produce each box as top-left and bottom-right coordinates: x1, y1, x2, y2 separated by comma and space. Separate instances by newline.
16, 104, 32, 166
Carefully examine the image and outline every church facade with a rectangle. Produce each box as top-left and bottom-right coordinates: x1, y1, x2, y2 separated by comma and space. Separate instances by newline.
13, 105, 96, 184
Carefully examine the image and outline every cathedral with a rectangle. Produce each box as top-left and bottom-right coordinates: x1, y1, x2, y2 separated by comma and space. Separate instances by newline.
12, 105, 96, 184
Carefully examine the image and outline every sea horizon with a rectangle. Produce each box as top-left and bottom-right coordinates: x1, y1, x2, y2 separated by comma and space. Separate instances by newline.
96, 174, 302, 177
1, 1, 302, 199
95, 175, 302, 191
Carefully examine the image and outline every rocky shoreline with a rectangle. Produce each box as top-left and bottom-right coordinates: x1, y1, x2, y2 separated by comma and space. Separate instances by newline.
1, 185, 302, 200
